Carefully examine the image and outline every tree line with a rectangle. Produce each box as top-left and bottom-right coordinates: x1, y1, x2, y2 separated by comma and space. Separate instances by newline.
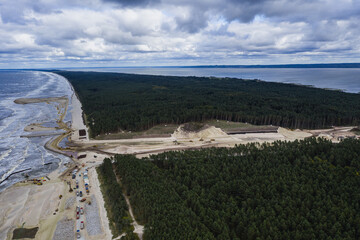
55, 71, 360, 137
97, 158, 134, 238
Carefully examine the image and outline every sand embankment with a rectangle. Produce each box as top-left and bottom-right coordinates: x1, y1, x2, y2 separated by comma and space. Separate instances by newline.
278, 127, 312, 140
24, 123, 58, 132
14, 97, 68, 105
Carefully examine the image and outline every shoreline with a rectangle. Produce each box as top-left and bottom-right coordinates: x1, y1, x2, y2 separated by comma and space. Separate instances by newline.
0, 76, 111, 240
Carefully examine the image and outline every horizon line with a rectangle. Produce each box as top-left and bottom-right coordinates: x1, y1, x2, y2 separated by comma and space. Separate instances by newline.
1, 62, 360, 70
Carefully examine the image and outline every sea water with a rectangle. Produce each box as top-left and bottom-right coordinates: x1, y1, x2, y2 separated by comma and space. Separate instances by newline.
0, 71, 73, 192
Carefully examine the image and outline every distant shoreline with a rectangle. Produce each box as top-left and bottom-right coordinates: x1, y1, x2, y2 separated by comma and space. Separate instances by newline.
1, 62, 360, 71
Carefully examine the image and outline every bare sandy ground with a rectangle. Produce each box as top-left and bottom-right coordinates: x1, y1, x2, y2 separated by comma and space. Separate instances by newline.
79, 125, 315, 158
0, 181, 65, 240
81, 124, 358, 160
70, 92, 89, 142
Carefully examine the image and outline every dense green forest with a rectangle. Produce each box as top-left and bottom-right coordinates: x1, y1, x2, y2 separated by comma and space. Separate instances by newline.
55, 71, 360, 137
98, 138, 360, 240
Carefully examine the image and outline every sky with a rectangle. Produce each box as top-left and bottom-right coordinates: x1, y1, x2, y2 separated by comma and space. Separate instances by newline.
0, 0, 359, 68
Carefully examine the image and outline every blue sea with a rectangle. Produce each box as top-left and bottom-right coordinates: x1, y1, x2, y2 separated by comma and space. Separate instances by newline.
0, 67, 359, 192
0, 71, 73, 192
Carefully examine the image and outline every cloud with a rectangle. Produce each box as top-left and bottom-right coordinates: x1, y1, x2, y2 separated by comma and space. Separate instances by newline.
102, 0, 160, 7
0, 0, 359, 68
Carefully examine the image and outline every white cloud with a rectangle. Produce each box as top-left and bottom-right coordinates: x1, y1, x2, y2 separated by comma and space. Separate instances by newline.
0, 0, 359, 67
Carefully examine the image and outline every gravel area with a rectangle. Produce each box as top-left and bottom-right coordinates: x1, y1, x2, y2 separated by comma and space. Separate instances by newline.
65, 196, 75, 210
85, 194, 103, 236
52, 217, 74, 240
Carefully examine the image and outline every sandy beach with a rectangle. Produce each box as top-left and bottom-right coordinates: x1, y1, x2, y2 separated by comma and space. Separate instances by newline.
70, 91, 89, 142
0, 181, 65, 240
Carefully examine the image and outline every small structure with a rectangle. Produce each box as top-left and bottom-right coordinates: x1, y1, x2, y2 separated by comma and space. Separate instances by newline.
79, 129, 86, 136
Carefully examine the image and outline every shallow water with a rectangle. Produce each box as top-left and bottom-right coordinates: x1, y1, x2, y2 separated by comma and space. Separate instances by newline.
0, 71, 73, 192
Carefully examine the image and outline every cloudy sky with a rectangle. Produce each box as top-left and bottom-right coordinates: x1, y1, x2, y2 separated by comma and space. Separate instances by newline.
1, 0, 359, 68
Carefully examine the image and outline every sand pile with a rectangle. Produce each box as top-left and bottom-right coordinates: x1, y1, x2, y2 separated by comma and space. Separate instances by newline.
172, 125, 227, 140
278, 127, 312, 140
318, 133, 333, 140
